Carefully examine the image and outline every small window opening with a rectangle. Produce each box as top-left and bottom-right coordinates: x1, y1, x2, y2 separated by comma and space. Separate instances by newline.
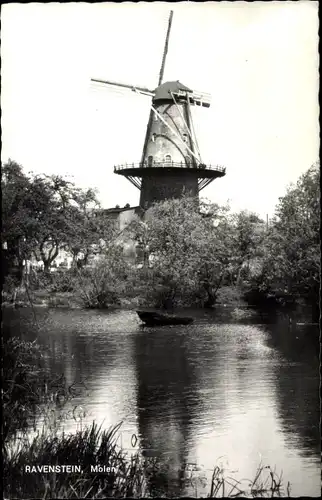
165, 155, 172, 163
152, 133, 156, 142
183, 133, 188, 143
148, 156, 153, 167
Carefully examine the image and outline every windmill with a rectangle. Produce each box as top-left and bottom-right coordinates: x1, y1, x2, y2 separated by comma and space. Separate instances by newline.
91, 10, 226, 209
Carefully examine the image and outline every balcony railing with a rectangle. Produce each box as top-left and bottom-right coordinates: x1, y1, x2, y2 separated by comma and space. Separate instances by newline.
114, 162, 226, 173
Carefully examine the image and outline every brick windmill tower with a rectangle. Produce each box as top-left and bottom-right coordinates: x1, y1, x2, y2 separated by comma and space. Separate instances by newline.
92, 11, 226, 209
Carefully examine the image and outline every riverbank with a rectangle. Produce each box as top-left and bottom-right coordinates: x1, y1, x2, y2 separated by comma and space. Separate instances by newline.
1, 285, 253, 310
2, 289, 83, 310
2, 283, 317, 324
1, 285, 260, 328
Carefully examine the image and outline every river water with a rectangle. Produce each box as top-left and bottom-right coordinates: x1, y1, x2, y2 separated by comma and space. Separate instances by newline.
3, 306, 320, 497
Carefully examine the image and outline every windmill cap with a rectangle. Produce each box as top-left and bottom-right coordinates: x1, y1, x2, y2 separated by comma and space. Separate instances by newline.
153, 80, 192, 101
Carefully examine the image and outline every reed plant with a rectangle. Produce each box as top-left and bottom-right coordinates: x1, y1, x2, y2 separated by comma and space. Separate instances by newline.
208, 462, 291, 498
4, 420, 289, 499
4, 422, 148, 499
2, 337, 80, 442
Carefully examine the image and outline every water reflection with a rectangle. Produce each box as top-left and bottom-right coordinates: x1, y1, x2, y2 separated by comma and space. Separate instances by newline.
3, 307, 320, 496
263, 317, 320, 459
134, 327, 200, 495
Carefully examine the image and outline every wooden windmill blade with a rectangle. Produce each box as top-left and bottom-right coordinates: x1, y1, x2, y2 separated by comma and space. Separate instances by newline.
158, 10, 173, 86
171, 88, 211, 108
190, 90, 211, 107
140, 10, 174, 164
91, 11, 174, 97
90, 78, 155, 97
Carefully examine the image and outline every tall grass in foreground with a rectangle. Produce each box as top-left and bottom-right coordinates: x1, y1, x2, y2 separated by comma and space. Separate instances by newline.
4, 421, 290, 499
209, 462, 290, 498
2, 337, 81, 442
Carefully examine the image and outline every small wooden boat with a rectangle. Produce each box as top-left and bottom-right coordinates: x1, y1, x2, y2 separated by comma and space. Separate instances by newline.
137, 310, 194, 327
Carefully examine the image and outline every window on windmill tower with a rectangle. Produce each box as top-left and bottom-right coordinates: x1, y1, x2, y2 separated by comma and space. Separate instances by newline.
183, 133, 188, 143
152, 133, 156, 142
165, 155, 172, 163
148, 156, 153, 167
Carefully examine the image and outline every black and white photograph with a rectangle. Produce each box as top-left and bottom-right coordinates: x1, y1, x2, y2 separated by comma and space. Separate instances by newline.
1, 1, 320, 498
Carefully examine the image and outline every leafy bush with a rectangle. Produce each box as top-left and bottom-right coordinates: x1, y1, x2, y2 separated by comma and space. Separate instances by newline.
74, 248, 131, 309
49, 269, 77, 293
249, 163, 320, 317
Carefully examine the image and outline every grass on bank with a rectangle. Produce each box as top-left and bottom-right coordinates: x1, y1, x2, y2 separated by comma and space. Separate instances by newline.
3, 421, 290, 499
2, 336, 83, 442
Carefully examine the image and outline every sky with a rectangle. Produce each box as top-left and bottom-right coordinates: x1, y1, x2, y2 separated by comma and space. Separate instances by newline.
1, 1, 319, 219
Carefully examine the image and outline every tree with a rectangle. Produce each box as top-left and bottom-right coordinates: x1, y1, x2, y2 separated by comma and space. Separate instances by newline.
258, 163, 320, 314
62, 190, 115, 268
75, 245, 131, 308
130, 196, 235, 308
2, 160, 37, 282
1, 160, 114, 280
228, 210, 265, 285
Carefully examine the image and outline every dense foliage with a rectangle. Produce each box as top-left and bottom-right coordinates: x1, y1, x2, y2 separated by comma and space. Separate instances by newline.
251, 163, 320, 315
129, 197, 266, 308
2, 160, 114, 280
2, 160, 319, 316
75, 246, 132, 309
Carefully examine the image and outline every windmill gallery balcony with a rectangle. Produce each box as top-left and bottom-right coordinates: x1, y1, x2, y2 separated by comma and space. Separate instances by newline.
114, 161, 226, 193
114, 162, 226, 174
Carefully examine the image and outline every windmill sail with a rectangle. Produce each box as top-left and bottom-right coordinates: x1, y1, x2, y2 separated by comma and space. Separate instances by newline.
158, 10, 174, 86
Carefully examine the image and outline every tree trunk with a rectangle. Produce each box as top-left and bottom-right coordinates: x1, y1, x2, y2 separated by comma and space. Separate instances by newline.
311, 302, 319, 323
143, 247, 149, 269
10, 260, 24, 305
163, 297, 174, 312
203, 282, 215, 308
236, 266, 243, 286
205, 293, 216, 308
17, 260, 24, 286
43, 260, 51, 275
40, 240, 59, 280
83, 249, 90, 266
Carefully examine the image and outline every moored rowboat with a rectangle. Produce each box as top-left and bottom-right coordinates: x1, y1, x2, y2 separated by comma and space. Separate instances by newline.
137, 310, 194, 326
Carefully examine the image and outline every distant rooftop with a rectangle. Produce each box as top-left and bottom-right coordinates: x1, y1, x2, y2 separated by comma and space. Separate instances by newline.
100, 205, 141, 214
